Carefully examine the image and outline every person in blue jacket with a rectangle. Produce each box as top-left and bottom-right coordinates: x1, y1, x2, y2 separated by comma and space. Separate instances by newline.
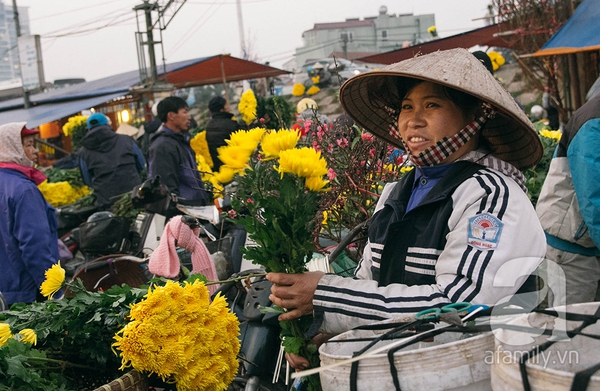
536, 94, 600, 305
78, 113, 146, 208
148, 96, 208, 218
0, 122, 59, 306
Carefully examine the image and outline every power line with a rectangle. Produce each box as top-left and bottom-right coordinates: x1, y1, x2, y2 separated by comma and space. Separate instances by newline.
165, 0, 225, 58
39, 7, 133, 36
43, 14, 136, 38
29, 0, 125, 22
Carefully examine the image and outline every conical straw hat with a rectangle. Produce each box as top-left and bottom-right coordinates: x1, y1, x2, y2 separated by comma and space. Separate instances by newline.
339, 48, 543, 170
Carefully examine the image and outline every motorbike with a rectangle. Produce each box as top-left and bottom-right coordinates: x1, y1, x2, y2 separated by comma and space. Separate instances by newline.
60, 176, 246, 289
211, 269, 289, 391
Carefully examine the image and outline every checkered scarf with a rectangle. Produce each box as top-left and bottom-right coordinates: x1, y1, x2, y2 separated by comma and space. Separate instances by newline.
385, 103, 496, 167
409, 108, 492, 166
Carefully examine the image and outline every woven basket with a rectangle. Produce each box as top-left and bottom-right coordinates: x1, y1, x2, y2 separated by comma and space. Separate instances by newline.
92, 370, 147, 391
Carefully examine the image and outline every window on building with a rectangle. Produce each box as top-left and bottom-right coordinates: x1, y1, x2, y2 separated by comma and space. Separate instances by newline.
382, 31, 387, 41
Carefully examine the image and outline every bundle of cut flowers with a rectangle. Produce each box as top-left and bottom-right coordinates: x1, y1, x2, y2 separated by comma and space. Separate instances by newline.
0, 262, 240, 391
39, 167, 94, 207
62, 115, 88, 152
213, 127, 329, 391
38, 180, 92, 207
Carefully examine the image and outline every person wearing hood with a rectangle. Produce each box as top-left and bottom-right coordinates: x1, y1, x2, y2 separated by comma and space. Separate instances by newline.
78, 113, 146, 208
205, 96, 245, 171
0, 123, 60, 305
148, 96, 208, 216
267, 49, 547, 369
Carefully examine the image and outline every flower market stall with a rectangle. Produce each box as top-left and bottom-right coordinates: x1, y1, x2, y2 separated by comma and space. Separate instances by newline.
0, 263, 240, 391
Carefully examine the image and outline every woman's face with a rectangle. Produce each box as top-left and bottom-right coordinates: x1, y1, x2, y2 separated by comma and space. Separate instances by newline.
22, 135, 38, 165
398, 81, 477, 162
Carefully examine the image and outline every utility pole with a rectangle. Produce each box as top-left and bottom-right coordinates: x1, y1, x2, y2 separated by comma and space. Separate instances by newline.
236, 0, 249, 93
341, 32, 349, 59
236, 0, 246, 59
134, 0, 159, 85
12, 0, 30, 108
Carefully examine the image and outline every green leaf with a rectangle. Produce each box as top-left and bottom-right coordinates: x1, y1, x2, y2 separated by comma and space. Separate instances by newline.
185, 273, 208, 284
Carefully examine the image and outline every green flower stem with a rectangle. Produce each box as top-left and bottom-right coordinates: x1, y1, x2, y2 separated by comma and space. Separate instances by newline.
288, 318, 322, 390
27, 356, 97, 370
205, 273, 268, 286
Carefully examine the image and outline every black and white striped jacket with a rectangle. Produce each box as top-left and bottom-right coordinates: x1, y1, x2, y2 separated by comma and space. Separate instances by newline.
313, 157, 546, 335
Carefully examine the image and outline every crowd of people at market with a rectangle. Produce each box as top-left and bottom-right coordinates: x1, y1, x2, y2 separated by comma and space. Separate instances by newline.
1, 49, 599, 374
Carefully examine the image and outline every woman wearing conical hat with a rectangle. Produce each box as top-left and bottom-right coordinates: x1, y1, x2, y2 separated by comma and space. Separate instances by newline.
268, 49, 546, 364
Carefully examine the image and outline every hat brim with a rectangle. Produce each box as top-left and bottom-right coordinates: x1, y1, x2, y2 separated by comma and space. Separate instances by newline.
339, 48, 543, 170
21, 126, 39, 137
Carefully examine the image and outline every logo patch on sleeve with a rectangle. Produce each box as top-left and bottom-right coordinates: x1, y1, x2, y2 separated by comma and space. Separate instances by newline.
467, 213, 503, 250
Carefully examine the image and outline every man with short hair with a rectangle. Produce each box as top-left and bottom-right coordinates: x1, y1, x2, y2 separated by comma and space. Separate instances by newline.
79, 113, 146, 208
148, 96, 207, 215
205, 96, 245, 171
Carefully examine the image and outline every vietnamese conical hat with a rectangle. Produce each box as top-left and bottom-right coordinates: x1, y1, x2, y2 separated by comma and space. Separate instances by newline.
339, 48, 542, 170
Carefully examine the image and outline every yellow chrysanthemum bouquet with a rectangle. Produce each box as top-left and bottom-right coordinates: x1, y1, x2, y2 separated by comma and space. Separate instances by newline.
62, 114, 88, 151
0, 262, 240, 391
216, 127, 329, 390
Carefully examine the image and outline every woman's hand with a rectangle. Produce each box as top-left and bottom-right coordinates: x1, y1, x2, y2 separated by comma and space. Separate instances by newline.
267, 271, 325, 321
285, 333, 333, 370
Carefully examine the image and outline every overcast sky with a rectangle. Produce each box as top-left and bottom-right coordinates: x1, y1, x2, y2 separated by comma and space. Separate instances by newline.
14, 0, 491, 83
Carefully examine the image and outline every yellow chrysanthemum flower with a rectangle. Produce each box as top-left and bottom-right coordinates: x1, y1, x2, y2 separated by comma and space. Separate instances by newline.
275, 147, 328, 179
40, 261, 65, 299
260, 129, 300, 159
190, 131, 214, 168
208, 176, 225, 198
38, 180, 91, 207
214, 166, 238, 184
540, 129, 562, 141
311, 75, 320, 84
227, 128, 265, 149
305, 176, 329, 192
113, 280, 240, 391
238, 89, 258, 125
487, 51, 506, 71
217, 145, 254, 170
427, 25, 437, 34
292, 83, 306, 97
307, 85, 320, 95
196, 154, 213, 183
0, 323, 12, 346
18, 329, 37, 345
62, 115, 88, 137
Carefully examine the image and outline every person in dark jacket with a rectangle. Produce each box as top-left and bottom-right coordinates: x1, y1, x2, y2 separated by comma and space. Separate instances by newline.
205, 96, 245, 171
148, 96, 208, 216
0, 122, 59, 305
79, 113, 146, 208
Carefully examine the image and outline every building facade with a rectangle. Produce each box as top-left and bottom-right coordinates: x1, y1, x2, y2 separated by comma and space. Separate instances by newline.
295, 5, 434, 67
0, 1, 30, 82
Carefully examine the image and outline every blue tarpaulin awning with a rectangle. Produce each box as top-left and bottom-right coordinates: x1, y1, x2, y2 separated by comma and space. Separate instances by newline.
533, 0, 600, 57
0, 93, 124, 129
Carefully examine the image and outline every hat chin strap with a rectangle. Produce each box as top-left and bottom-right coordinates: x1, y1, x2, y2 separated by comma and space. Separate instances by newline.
405, 105, 495, 167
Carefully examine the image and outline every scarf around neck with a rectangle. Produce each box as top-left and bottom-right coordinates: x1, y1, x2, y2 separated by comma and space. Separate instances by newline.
0, 162, 47, 185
